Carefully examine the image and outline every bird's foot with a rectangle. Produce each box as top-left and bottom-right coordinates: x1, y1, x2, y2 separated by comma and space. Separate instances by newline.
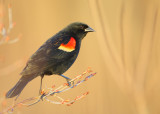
66, 78, 74, 87
60, 74, 74, 87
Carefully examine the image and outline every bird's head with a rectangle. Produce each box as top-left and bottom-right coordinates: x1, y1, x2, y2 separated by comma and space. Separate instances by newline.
64, 22, 94, 40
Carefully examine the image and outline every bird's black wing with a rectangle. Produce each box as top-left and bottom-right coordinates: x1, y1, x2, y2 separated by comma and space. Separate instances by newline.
20, 33, 75, 76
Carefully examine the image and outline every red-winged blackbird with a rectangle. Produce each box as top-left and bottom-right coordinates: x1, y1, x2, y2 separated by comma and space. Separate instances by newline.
6, 22, 94, 98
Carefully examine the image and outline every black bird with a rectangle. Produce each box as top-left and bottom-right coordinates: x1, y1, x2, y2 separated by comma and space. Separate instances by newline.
6, 22, 94, 98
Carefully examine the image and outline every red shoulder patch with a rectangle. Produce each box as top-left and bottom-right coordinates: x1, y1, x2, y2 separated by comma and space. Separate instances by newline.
58, 37, 76, 52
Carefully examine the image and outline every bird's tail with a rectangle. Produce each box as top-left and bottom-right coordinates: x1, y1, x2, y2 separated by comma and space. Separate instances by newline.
6, 75, 36, 98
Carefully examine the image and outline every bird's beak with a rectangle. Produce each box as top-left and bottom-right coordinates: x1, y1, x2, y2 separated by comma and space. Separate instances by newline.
85, 27, 95, 32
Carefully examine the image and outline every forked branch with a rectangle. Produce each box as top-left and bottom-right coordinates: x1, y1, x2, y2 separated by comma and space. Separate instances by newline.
0, 68, 96, 114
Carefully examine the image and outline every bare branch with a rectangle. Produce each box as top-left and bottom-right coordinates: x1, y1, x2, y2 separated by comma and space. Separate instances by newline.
0, 2, 22, 45
0, 68, 96, 114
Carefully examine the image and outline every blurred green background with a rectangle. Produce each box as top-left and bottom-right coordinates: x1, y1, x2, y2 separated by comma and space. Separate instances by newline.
0, 0, 160, 114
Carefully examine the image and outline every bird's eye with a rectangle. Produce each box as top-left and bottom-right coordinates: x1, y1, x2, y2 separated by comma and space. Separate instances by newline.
80, 25, 84, 30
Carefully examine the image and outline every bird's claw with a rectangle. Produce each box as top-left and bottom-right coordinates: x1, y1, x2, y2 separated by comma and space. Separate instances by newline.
60, 74, 74, 87
66, 78, 74, 87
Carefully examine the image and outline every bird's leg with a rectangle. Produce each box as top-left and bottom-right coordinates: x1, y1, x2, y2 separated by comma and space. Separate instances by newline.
39, 75, 44, 95
14, 93, 20, 101
59, 74, 74, 86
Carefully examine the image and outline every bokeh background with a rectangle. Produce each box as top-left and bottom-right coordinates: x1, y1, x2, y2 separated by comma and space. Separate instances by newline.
0, 0, 160, 114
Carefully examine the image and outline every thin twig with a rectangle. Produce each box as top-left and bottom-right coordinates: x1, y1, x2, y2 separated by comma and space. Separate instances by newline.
0, 68, 96, 114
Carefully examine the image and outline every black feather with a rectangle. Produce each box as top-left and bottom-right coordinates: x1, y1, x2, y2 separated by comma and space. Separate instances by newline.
6, 22, 94, 98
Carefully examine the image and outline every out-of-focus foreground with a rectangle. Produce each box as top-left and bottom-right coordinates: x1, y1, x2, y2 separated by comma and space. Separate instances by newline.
0, 0, 160, 114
